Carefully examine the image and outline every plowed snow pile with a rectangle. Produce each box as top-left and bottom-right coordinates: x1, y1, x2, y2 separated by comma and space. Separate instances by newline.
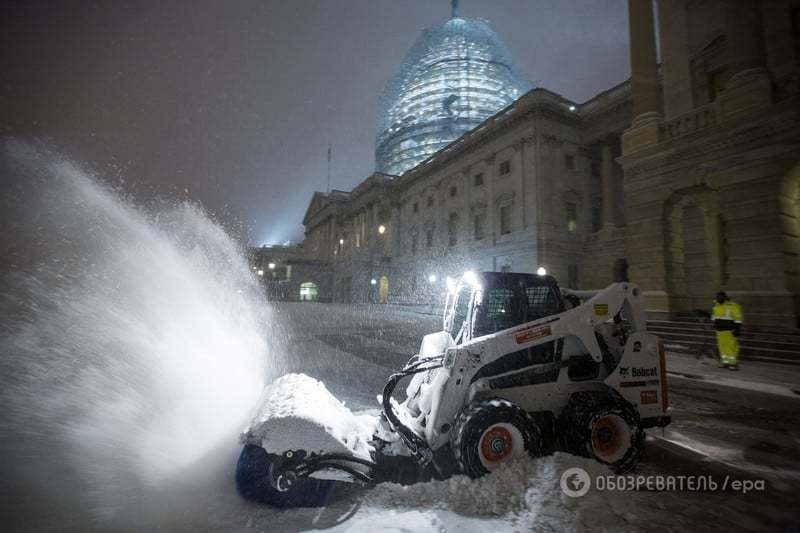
241, 373, 376, 460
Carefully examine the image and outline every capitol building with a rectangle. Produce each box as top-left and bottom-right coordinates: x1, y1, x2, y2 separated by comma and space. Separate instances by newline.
254, 0, 800, 329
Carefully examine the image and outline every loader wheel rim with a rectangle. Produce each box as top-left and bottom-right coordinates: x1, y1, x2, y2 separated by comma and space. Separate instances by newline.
478, 423, 524, 470
591, 414, 632, 464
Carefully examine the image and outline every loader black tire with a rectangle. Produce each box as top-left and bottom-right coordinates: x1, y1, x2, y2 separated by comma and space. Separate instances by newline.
452, 398, 544, 478
558, 390, 644, 474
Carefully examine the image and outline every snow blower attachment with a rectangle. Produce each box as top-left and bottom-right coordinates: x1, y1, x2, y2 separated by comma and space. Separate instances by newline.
237, 272, 671, 507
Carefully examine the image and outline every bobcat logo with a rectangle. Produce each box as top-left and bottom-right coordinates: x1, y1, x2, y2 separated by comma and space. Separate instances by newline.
618, 366, 630, 378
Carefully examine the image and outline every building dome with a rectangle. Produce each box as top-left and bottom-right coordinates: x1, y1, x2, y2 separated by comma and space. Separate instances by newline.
376, 9, 529, 176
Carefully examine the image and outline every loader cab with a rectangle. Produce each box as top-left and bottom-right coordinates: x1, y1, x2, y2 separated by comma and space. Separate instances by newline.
444, 271, 564, 343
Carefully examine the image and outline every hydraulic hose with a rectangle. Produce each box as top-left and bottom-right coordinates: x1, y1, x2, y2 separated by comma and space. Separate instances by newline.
381, 357, 443, 465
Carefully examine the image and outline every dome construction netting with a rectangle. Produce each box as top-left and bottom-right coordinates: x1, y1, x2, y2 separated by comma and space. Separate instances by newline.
376, 14, 529, 176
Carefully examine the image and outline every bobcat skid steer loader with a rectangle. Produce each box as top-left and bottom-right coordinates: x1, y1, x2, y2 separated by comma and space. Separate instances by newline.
236, 271, 671, 507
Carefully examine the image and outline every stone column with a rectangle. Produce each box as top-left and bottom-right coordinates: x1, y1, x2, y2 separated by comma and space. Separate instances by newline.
717, 0, 772, 118
724, 0, 765, 75
627, 0, 661, 121
658, 0, 693, 119
601, 142, 616, 228
622, 0, 662, 155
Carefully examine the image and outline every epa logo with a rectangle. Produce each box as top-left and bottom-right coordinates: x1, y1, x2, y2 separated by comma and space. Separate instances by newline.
560, 467, 591, 497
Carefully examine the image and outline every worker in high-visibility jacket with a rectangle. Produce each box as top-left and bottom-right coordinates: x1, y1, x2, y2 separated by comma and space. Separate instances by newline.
711, 292, 743, 370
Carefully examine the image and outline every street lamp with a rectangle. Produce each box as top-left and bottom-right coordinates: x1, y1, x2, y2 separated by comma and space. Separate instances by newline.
268, 263, 276, 270
378, 224, 386, 235
257, 269, 265, 277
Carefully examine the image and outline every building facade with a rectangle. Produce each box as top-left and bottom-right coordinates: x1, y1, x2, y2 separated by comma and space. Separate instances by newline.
294, 0, 800, 327
621, 0, 800, 326
302, 84, 631, 304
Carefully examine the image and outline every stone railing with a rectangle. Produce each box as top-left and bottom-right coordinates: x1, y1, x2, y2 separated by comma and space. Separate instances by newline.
660, 103, 716, 140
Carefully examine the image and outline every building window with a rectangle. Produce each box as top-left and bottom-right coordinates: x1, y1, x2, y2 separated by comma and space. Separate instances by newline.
426, 228, 434, 248
501, 264, 511, 273
566, 202, 577, 233
448, 213, 458, 246
427, 195, 434, 208
411, 233, 418, 255
568, 264, 579, 289
708, 67, 729, 102
500, 205, 512, 235
565, 154, 575, 170
473, 214, 485, 240
413, 202, 419, 213
474, 173, 484, 187
499, 160, 511, 176
591, 205, 601, 232
590, 162, 599, 177
449, 185, 457, 198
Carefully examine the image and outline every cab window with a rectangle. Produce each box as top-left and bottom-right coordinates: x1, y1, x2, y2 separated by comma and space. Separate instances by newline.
448, 287, 471, 342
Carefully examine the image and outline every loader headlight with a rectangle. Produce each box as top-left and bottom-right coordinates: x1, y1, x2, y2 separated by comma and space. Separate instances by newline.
463, 270, 482, 289
446, 276, 457, 294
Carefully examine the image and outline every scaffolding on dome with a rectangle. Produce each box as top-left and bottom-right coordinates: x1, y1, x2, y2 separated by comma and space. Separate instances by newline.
375, 9, 529, 176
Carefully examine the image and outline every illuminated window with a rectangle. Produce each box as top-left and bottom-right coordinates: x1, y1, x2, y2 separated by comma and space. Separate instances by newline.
500, 205, 512, 235
499, 160, 511, 176
566, 202, 577, 233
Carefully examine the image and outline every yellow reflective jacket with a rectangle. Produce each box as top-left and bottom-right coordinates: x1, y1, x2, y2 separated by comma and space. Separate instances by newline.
711, 300, 743, 331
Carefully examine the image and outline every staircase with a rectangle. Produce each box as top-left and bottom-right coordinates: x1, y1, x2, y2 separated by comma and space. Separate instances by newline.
647, 316, 800, 366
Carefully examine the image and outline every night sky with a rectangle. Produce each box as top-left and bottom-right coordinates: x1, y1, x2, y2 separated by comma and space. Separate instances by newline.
1, 0, 630, 245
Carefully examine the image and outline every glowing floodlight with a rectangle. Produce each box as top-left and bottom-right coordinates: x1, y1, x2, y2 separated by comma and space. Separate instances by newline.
378, 225, 386, 235
257, 269, 265, 277
463, 270, 482, 289
537, 267, 547, 276
446, 276, 457, 294
370, 278, 377, 285
568, 105, 576, 112
268, 263, 276, 270
339, 238, 344, 245
428, 274, 437, 284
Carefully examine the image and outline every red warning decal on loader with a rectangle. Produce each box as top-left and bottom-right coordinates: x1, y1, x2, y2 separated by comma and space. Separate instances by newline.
641, 390, 658, 404
515, 325, 552, 345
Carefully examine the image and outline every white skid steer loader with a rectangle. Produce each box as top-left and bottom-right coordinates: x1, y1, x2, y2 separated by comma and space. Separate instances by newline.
236, 272, 671, 507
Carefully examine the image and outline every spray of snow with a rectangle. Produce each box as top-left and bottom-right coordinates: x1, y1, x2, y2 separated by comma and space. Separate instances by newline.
0, 141, 268, 520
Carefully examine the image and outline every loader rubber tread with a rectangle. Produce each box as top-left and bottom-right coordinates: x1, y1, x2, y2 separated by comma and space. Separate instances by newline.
558, 390, 644, 474
452, 398, 543, 479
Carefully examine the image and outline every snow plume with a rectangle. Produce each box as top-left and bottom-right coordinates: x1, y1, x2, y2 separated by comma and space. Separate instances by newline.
0, 141, 268, 521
